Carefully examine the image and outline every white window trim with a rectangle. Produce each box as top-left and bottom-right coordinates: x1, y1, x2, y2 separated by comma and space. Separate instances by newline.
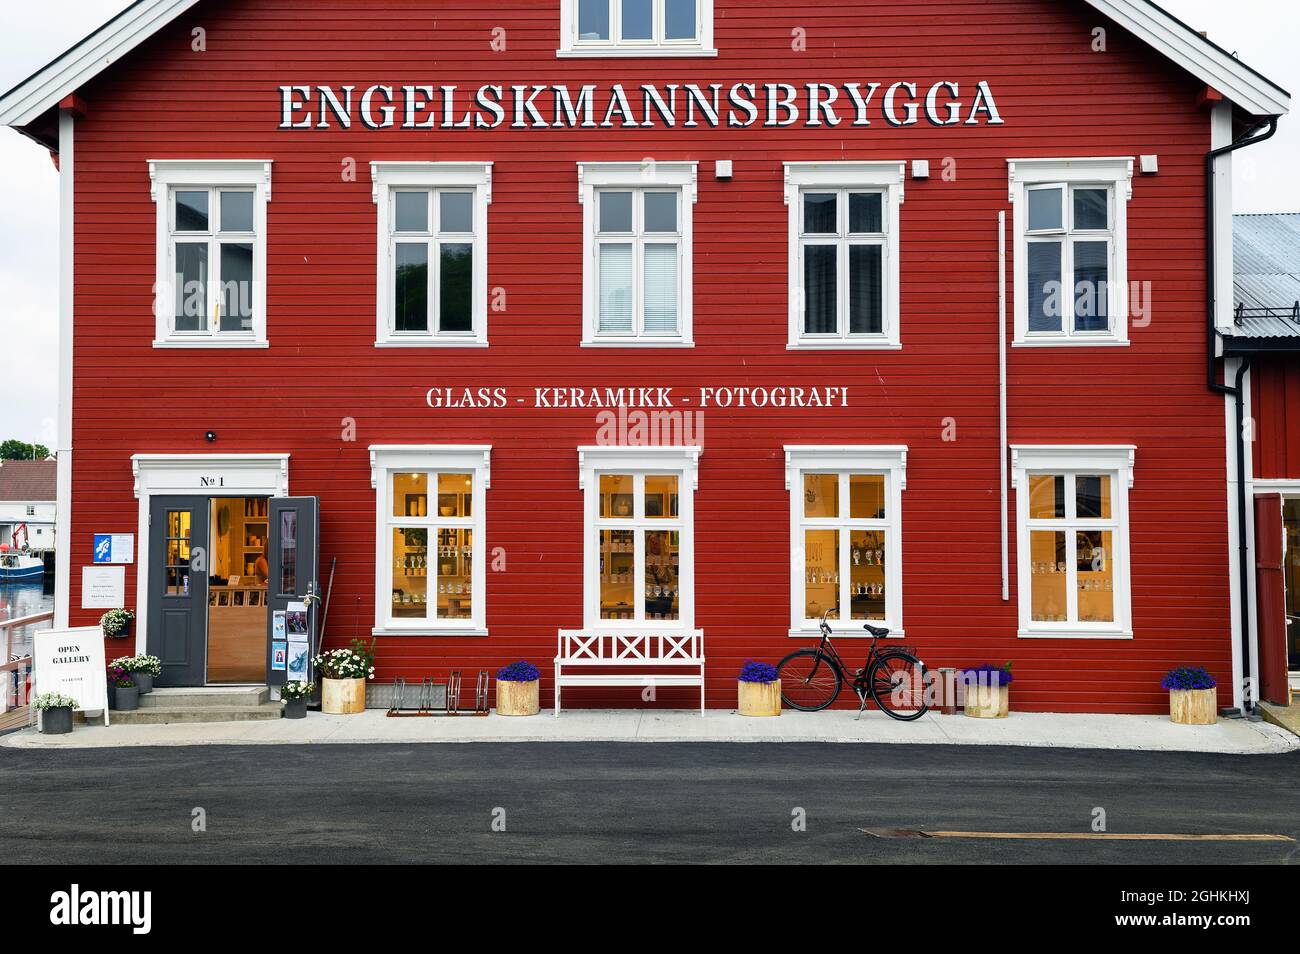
1007, 157, 1134, 346
1011, 444, 1135, 640
558, 0, 717, 57
578, 445, 700, 630
369, 444, 491, 636
784, 446, 907, 638
371, 162, 492, 348
578, 162, 697, 347
149, 159, 272, 348
784, 162, 905, 350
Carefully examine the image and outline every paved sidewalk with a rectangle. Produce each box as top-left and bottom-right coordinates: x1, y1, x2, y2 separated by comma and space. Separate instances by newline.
5, 708, 1297, 754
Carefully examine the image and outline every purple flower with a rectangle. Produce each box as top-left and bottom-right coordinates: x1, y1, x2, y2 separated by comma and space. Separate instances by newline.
496, 661, 540, 682
739, 661, 779, 684
1162, 666, 1216, 691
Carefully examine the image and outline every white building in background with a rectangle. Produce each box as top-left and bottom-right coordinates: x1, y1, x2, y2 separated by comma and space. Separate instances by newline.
0, 460, 57, 552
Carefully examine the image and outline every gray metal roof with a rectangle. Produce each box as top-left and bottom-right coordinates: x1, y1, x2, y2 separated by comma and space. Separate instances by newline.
1232, 213, 1300, 338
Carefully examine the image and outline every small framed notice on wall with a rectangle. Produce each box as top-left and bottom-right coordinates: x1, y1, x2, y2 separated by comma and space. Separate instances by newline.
81, 565, 125, 609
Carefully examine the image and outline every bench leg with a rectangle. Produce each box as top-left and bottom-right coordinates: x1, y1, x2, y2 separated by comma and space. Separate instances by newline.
554, 664, 561, 717
700, 668, 706, 715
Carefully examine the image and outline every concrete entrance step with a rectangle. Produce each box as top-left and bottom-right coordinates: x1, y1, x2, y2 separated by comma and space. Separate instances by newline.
111, 702, 282, 725
138, 686, 269, 709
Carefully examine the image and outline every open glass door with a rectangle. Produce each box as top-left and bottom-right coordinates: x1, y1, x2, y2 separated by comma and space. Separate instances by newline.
266, 497, 320, 688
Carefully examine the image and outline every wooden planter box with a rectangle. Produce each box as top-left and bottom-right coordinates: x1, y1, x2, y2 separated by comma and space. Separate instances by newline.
738, 679, 781, 717
321, 677, 366, 714
496, 679, 540, 716
964, 684, 1009, 719
1169, 688, 1216, 725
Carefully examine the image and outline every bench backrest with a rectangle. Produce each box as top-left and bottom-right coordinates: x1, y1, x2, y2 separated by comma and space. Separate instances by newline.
556, 629, 705, 664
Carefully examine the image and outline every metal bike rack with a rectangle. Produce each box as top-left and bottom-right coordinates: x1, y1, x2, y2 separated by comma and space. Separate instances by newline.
385, 671, 490, 717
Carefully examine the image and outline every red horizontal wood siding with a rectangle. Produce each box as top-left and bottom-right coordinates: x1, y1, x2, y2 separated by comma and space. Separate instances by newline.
67, 0, 1231, 712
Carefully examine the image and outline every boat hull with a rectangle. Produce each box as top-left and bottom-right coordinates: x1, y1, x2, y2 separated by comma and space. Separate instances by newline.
0, 565, 44, 582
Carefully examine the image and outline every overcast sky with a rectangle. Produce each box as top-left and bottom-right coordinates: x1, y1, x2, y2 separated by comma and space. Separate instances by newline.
0, 0, 1296, 444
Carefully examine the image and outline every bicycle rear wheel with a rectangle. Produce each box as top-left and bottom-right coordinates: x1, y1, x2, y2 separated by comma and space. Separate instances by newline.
777, 650, 842, 712
868, 652, 929, 721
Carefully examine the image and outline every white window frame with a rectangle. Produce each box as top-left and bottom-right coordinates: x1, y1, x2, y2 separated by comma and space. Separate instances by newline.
784, 446, 907, 638
558, 0, 716, 57
149, 159, 272, 348
578, 445, 700, 630
578, 162, 697, 347
1011, 445, 1135, 639
371, 162, 491, 348
1008, 157, 1134, 346
369, 445, 491, 636
784, 162, 904, 350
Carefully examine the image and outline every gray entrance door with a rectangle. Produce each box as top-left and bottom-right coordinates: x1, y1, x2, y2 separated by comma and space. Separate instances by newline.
266, 497, 320, 687
147, 496, 210, 687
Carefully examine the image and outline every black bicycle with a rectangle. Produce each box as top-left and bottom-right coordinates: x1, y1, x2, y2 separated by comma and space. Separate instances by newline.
776, 610, 929, 721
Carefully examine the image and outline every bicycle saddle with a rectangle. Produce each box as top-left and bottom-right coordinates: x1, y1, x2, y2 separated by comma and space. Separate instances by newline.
863, 624, 890, 638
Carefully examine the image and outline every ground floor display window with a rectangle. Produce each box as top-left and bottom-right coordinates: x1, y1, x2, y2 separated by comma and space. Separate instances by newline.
1012, 445, 1134, 639
784, 446, 907, 637
369, 445, 490, 636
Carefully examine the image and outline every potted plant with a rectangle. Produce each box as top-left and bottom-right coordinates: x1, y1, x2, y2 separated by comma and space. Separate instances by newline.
737, 661, 781, 716
961, 663, 1013, 718
100, 608, 135, 640
313, 639, 375, 714
34, 692, 78, 735
495, 661, 541, 716
110, 666, 138, 711
116, 654, 160, 694
280, 680, 314, 719
1163, 666, 1217, 725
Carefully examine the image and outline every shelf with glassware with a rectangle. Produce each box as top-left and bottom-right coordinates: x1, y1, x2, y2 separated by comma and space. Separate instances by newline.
1029, 530, 1115, 624
598, 530, 680, 621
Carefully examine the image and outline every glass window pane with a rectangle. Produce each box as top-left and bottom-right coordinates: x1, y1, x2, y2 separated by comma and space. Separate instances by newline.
849, 474, 885, 519
849, 193, 883, 233
644, 530, 680, 621
440, 192, 473, 233
219, 242, 253, 332
1030, 530, 1067, 622
394, 243, 428, 332
1074, 188, 1108, 230
1028, 474, 1065, 519
175, 190, 208, 232
1077, 530, 1114, 623
174, 242, 208, 332
645, 474, 678, 518
803, 245, 837, 334
439, 243, 473, 332
437, 473, 472, 518
219, 191, 254, 233
394, 191, 428, 232
850, 530, 886, 621
803, 193, 837, 234
279, 510, 297, 595
165, 510, 192, 596
643, 243, 678, 335
600, 529, 635, 619
393, 472, 428, 518
804, 529, 839, 620
803, 473, 839, 518
849, 244, 883, 335
1028, 187, 1063, 231
644, 191, 677, 233
599, 191, 633, 233
578, 0, 610, 40
621, 0, 653, 40
600, 474, 635, 518
1073, 240, 1109, 332
392, 528, 428, 619
1075, 475, 1112, 519
665, 0, 696, 39
1027, 241, 1062, 332
598, 243, 634, 334
438, 528, 472, 620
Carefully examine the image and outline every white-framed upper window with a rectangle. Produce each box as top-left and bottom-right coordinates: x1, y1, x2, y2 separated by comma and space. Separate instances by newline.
371, 162, 491, 347
149, 160, 272, 348
369, 445, 491, 636
579, 445, 700, 628
25, 505, 36, 516
559, 0, 716, 57
1011, 445, 1135, 639
784, 446, 907, 637
1008, 158, 1134, 345
784, 163, 904, 350
579, 162, 696, 347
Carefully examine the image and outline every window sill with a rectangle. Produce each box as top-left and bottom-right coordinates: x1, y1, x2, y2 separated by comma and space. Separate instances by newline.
372, 626, 489, 637
788, 627, 906, 640
374, 339, 489, 349
1012, 338, 1130, 348
581, 338, 695, 348
787, 341, 902, 351
1017, 628, 1133, 640
557, 47, 718, 59
152, 338, 269, 349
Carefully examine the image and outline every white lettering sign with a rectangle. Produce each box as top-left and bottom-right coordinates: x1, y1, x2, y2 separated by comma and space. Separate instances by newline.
81, 565, 126, 609
34, 627, 109, 722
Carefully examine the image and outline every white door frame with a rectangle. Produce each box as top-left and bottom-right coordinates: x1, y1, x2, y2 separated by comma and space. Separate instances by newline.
130, 454, 290, 658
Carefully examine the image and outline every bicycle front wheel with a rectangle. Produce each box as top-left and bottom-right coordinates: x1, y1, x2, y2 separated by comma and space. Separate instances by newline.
868, 652, 930, 721
777, 650, 842, 712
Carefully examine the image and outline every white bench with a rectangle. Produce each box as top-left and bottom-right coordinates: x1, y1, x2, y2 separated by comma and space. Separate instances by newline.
554, 629, 705, 716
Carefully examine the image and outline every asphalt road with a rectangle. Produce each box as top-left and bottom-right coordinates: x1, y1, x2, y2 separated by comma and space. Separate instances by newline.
2, 742, 1298, 864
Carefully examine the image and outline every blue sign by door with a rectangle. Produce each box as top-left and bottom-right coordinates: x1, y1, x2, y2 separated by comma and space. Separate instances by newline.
92, 534, 113, 564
